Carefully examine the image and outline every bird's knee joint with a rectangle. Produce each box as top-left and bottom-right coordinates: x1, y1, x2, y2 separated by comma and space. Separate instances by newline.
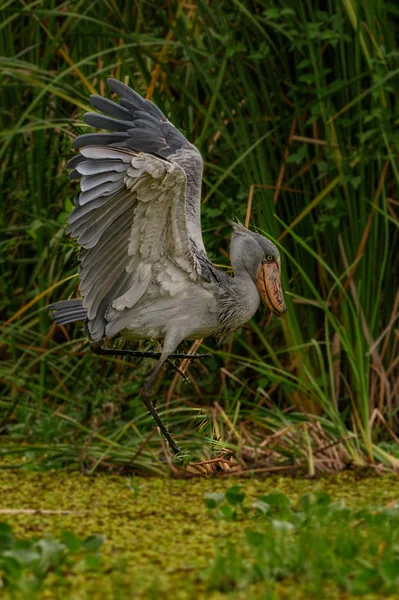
90, 343, 102, 355
141, 384, 151, 399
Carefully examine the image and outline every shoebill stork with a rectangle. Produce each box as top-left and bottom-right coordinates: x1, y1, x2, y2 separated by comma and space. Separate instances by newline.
49, 78, 286, 455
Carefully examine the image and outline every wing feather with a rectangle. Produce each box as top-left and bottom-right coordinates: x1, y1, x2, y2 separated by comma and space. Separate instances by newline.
89, 95, 131, 119
76, 160, 128, 176
83, 112, 134, 132
80, 171, 125, 192
73, 133, 129, 147
75, 79, 206, 256
65, 79, 216, 341
79, 218, 130, 270
80, 229, 130, 295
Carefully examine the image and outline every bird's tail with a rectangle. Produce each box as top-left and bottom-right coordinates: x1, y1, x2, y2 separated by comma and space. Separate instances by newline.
47, 299, 87, 326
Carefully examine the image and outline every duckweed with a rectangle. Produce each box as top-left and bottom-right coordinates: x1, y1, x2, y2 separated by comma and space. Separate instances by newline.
0, 470, 398, 598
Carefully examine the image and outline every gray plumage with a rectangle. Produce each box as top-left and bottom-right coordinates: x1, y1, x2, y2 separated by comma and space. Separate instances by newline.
51, 79, 288, 366
50, 78, 285, 350
48, 78, 286, 454
50, 299, 87, 325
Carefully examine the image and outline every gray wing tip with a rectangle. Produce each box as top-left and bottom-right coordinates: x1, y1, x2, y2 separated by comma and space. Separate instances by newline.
106, 78, 167, 122
89, 94, 104, 104
107, 78, 136, 97
73, 132, 129, 149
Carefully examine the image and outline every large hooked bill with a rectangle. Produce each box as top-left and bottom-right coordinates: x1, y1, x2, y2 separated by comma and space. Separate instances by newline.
256, 261, 287, 317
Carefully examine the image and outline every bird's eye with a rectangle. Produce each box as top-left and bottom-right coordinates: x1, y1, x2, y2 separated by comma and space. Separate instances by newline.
265, 255, 274, 262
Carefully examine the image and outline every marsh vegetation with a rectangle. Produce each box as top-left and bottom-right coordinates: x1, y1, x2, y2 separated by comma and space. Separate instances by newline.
2, 0, 399, 472
1, 1, 399, 596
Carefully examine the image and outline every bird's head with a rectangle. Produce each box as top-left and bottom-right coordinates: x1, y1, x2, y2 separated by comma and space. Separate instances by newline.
230, 221, 287, 317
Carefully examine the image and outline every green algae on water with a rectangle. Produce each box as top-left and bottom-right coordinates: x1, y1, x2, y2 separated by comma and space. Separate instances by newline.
0, 470, 398, 599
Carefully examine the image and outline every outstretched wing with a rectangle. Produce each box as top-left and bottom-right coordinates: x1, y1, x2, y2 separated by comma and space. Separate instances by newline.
71, 78, 206, 257
67, 80, 214, 341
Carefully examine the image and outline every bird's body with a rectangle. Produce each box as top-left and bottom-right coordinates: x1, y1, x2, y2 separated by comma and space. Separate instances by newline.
119, 268, 261, 343
49, 78, 286, 454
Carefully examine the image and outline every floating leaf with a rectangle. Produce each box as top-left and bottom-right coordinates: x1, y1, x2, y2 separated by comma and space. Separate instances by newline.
82, 535, 105, 553
204, 492, 225, 510
225, 486, 245, 507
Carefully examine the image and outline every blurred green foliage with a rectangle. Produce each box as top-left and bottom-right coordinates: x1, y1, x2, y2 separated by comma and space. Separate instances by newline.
1, 0, 399, 470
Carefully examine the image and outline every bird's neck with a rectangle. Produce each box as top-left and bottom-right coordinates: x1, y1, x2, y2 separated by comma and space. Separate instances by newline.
232, 259, 260, 313
217, 257, 260, 333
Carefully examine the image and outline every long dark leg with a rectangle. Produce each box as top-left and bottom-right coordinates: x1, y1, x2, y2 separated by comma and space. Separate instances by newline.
90, 344, 209, 379
89, 340, 201, 454
89, 344, 210, 361
141, 351, 181, 455
86, 318, 210, 362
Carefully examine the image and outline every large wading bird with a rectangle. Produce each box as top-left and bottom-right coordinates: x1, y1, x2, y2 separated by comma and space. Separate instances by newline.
49, 78, 286, 455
